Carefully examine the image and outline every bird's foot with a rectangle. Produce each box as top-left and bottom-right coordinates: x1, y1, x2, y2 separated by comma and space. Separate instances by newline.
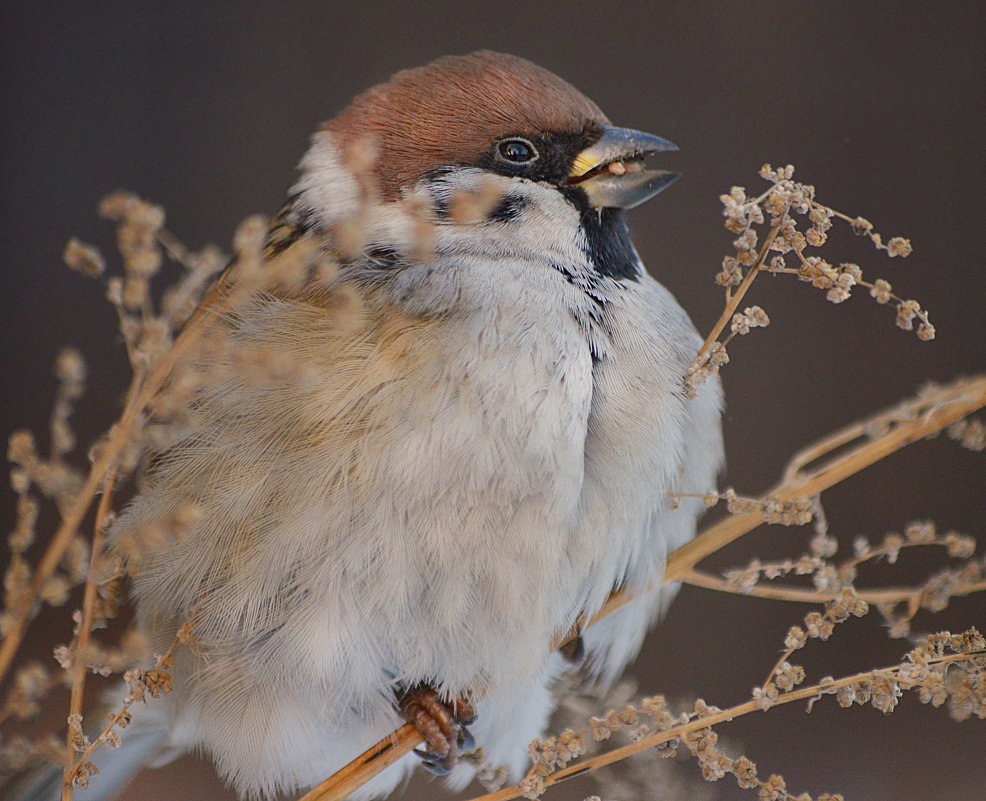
396, 684, 476, 775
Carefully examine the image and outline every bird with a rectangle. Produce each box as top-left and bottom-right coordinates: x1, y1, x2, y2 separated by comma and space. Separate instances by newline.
8, 51, 723, 800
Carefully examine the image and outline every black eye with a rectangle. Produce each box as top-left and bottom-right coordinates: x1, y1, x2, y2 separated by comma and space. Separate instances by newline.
497, 138, 538, 164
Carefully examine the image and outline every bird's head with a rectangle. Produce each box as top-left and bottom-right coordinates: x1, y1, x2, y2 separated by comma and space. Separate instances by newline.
283, 51, 678, 283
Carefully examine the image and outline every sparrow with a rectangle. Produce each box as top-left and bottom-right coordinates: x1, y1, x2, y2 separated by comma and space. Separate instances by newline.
11, 51, 723, 800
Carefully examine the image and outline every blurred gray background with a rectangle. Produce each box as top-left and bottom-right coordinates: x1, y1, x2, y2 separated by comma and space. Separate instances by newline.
2, 2, 984, 800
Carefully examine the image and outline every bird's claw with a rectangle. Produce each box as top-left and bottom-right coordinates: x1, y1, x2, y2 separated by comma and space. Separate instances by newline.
414, 723, 473, 774
397, 684, 477, 775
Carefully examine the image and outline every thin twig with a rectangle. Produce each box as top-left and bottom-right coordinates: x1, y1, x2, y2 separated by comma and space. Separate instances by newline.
65, 632, 182, 786
0, 438, 116, 684
663, 375, 986, 583
0, 272, 233, 685
679, 567, 986, 606
693, 220, 782, 367
61, 474, 115, 801
461, 651, 979, 801
296, 725, 420, 801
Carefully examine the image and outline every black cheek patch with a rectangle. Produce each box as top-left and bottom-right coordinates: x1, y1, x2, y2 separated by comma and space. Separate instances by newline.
487, 194, 528, 222
428, 189, 527, 223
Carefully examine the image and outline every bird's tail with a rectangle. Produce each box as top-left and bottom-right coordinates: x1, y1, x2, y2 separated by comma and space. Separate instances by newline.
1, 691, 174, 801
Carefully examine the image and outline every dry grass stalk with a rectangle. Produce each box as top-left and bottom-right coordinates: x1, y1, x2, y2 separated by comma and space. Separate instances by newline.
63, 625, 188, 792
685, 163, 932, 397
666, 376, 986, 584
466, 632, 984, 801
0, 200, 301, 683
60, 475, 115, 800
0, 254, 221, 681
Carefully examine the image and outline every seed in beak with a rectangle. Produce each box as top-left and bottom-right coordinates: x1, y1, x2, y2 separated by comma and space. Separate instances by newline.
607, 161, 627, 176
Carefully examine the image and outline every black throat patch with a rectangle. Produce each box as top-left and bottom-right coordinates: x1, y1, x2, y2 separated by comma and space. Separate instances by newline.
560, 188, 640, 281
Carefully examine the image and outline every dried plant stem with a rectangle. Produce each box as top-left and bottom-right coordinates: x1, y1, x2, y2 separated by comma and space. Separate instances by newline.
61, 474, 115, 801
693, 221, 781, 367
780, 419, 870, 484
663, 375, 986, 583
0, 282, 231, 684
296, 727, 421, 801
777, 375, 975, 483
0, 441, 116, 683
64, 630, 182, 789
679, 567, 986, 607
461, 650, 980, 801
298, 374, 986, 801
67, 703, 130, 783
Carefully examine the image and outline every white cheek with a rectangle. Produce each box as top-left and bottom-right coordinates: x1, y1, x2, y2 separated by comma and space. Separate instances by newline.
292, 131, 362, 227
426, 170, 587, 263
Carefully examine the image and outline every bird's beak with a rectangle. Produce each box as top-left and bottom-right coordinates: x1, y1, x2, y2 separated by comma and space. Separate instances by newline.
567, 126, 679, 210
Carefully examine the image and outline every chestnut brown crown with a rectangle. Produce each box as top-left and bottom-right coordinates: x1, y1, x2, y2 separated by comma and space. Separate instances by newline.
322, 51, 610, 201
